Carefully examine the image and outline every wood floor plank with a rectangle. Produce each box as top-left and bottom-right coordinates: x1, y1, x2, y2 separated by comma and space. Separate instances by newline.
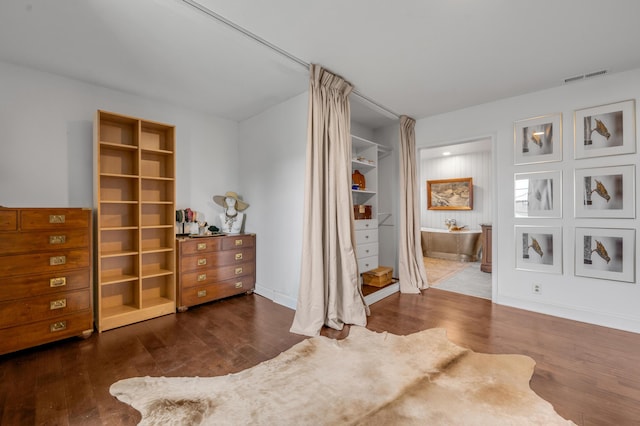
1, 290, 640, 425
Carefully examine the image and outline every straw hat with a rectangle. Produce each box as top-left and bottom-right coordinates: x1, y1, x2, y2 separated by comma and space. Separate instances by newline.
213, 191, 249, 211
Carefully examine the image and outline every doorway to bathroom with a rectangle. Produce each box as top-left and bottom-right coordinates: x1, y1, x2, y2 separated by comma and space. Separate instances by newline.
419, 137, 493, 299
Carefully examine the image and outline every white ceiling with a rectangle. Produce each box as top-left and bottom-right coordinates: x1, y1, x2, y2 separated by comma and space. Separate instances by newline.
2, 0, 640, 129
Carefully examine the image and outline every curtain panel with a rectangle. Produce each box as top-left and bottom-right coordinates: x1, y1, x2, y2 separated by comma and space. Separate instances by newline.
398, 115, 428, 293
290, 64, 368, 337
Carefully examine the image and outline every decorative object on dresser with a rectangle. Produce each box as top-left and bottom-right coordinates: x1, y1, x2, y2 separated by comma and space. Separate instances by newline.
0, 207, 93, 355
213, 191, 250, 235
175, 234, 256, 312
94, 110, 176, 332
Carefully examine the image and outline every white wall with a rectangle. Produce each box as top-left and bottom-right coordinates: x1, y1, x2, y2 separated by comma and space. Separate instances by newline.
238, 93, 308, 308
0, 60, 239, 232
420, 149, 493, 231
416, 68, 640, 333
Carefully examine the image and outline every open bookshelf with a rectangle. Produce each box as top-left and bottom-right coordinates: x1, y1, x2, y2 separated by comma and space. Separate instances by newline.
94, 110, 176, 332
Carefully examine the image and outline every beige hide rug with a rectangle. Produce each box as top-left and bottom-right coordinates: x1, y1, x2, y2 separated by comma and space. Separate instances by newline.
110, 327, 575, 425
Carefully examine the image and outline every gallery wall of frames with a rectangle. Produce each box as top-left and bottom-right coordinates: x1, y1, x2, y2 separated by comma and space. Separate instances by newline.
513, 99, 636, 283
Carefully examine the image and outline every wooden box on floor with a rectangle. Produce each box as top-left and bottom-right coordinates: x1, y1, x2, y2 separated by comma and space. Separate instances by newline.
362, 266, 393, 287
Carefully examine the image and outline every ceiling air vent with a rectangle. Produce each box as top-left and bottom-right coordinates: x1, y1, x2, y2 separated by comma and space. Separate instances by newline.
564, 69, 608, 84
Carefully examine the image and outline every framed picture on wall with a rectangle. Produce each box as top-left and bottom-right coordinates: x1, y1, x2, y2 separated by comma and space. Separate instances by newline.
574, 227, 635, 283
574, 100, 636, 159
574, 165, 635, 218
427, 177, 473, 210
515, 226, 562, 274
514, 170, 562, 218
514, 113, 562, 165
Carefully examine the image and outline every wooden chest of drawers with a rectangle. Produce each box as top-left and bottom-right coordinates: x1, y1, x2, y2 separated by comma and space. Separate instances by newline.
0, 208, 93, 355
176, 234, 256, 311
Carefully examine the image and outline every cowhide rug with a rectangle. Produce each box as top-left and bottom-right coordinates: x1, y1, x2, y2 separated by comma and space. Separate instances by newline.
110, 327, 575, 425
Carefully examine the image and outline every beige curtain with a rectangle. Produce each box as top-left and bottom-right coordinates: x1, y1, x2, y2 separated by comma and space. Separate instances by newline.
290, 64, 368, 337
398, 115, 428, 293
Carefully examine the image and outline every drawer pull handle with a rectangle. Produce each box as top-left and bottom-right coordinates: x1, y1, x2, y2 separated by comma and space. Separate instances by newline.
365, 249, 370, 254
50, 277, 67, 287
235, 282, 243, 289
50, 256, 66, 266
49, 215, 66, 224
50, 321, 67, 332
197, 290, 207, 297
197, 273, 207, 282
50, 299, 67, 310
235, 253, 243, 260
197, 243, 207, 250
235, 239, 243, 246
235, 267, 243, 275
49, 235, 66, 244
365, 224, 369, 227
365, 235, 369, 239
197, 258, 207, 266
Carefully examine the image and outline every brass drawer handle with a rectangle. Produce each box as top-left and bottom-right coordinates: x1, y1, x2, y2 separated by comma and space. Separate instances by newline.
49, 214, 66, 224
235, 282, 243, 289
197, 243, 207, 250
235, 267, 243, 275
197, 290, 207, 297
50, 255, 66, 266
235, 253, 243, 260
197, 258, 207, 266
235, 239, 243, 246
50, 299, 67, 310
50, 277, 67, 287
49, 235, 66, 244
50, 321, 67, 332
197, 273, 206, 282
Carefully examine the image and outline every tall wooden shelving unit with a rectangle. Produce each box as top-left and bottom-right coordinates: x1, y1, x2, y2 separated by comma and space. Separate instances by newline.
94, 110, 176, 332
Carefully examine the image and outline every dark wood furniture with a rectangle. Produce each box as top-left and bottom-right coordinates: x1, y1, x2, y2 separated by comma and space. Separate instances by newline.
0, 207, 93, 355
480, 223, 492, 273
175, 234, 256, 311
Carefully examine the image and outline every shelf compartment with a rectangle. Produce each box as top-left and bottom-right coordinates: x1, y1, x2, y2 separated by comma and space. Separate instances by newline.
141, 276, 175, 308
100, 281, 139, 312
141, 204, 173, 227
100, 203, 138, 228
99, 114, 138, 147
140, 123, 174, 152
100, 255, 139, 284
99, 176, 139, 203
141, 252, 173, 278
140, 179, 174, 203
140, 151, 174, 178
100, 229, 138, 257
141, 228, 173, 252
100, 145, 137, 176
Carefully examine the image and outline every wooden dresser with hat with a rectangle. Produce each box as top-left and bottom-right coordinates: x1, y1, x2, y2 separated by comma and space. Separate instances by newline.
175, 233, 256, 311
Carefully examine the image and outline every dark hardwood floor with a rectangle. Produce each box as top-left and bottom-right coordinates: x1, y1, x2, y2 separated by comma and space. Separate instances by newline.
1, 289, 639, 425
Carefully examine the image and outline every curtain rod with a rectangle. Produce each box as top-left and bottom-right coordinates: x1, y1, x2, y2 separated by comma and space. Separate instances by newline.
180, 0, 400, 120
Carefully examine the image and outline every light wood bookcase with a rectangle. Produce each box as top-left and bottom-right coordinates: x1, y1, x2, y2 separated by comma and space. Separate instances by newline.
94, 110, 176, 332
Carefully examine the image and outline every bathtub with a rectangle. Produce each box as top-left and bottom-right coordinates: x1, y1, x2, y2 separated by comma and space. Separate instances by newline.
420, 227, 483, 262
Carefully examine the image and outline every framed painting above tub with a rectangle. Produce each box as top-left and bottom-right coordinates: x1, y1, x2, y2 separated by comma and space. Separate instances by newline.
427, 177, 473, 210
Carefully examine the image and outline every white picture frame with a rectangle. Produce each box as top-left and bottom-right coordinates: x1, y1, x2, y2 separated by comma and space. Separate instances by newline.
514, 113, 562, 165
574, 227, 635, 283
515, 226, 562, 274
574, 165, 635, 218
514, 170, 562, 218
574, 100, 636, 159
